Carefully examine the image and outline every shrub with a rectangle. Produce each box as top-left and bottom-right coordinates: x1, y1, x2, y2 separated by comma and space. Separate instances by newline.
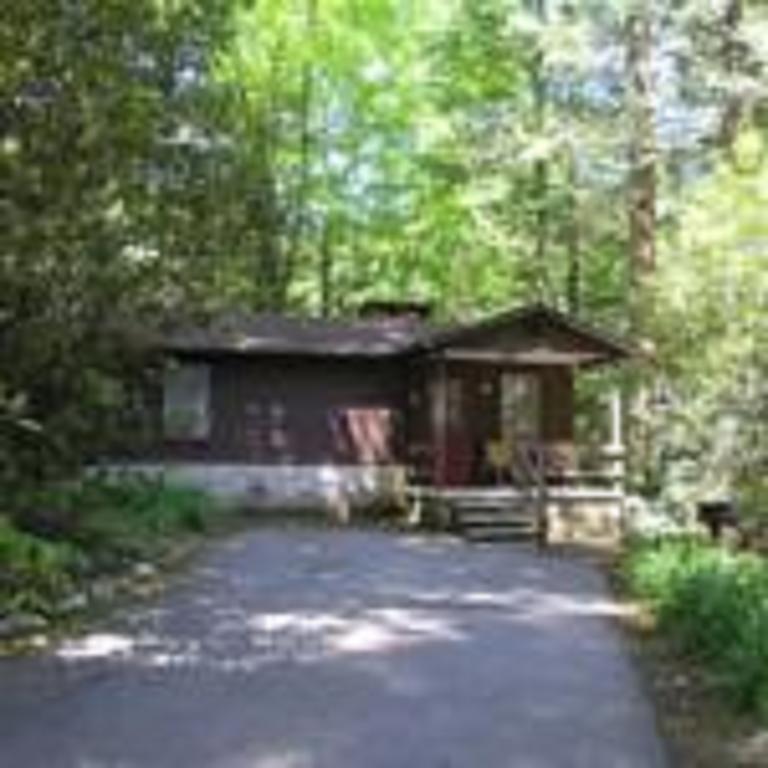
0, 516, 81, 615
2, 475, 225, 616
624, 536, 768, 718
64, 476, 215, 564
14, 475, 222, 561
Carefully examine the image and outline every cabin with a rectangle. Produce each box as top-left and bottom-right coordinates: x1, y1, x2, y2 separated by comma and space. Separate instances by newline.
114, 303, 631, 543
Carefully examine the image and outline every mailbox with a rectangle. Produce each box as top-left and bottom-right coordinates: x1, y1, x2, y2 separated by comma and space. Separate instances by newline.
697, 500, 738, 540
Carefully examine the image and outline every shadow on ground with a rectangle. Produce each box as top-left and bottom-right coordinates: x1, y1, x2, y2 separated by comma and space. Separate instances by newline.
0, 530, 668, 768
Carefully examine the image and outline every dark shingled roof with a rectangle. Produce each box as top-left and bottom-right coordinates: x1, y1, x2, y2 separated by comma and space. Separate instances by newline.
160, 304, 632, 365
160, 312, 432, 358
422, 303, 632, 364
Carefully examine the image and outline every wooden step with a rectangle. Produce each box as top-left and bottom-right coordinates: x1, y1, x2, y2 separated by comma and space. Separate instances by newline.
456, 510, 533, 526
463, 524, 538, 542
452, 503, 529, 515
423, 490, 543, 543
457, 506, 540, 542
450, 494, 527, 508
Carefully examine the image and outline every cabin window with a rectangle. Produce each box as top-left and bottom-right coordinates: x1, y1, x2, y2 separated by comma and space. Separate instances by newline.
337, 408, 394, 464
331, 407, 394, 463
163, 362, 211, 441
500, 372, 540, 443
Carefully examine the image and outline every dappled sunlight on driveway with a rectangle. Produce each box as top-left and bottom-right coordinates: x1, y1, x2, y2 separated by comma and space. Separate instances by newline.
55, 603, 466, 673
1, 530, 668, 768
52, 577, 625, 675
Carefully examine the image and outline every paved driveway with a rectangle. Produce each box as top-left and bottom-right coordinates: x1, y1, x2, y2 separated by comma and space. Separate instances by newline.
0, 530, 668, 768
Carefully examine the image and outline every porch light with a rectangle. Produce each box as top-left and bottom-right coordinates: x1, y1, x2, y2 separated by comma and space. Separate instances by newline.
649, 380, 674, 411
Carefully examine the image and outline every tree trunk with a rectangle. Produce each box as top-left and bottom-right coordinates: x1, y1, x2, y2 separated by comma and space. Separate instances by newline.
319, 220, 333, 318
527, 0, 550, 301
626, 0, 656, 294
285, 0, 318, 296
565, 146, 581, 315
250, 110, 285, 312
533, 0, 549, 299
718, 0, 747, 149
625, 0, 657, 489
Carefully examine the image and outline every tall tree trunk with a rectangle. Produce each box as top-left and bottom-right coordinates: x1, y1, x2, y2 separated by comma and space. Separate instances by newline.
285, 0, 318, 297
626, 0, 656, 298
718, 0, 746, 149
319, 220, 333, 318
625, 0, 658, 489
244, 48, 291, 313
531, 0, 550, 301
249, 105, 285, 312
565, 146, 581, 315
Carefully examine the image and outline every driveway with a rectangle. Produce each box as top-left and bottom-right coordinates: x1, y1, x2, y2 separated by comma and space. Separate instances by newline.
0, 530, 668, 768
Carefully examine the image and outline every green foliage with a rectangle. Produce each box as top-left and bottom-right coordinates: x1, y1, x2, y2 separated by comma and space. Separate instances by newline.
0, 517, 80, 615
1, 0, 231, 491
16, 475, 223, 564
648, 133, 768, 514
2, 477, 223, 616
625, 537, 768, 718
2, 0, 768, 528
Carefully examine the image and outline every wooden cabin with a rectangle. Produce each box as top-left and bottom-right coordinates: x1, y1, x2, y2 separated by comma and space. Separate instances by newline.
115, 303, 631, 542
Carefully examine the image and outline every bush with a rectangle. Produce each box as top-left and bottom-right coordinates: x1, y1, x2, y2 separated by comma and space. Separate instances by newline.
0, 516, 81, 615
624, 536, 768, 718
14, 475, 222, 562
63, 476, 215, 564
2, 475, 225, 616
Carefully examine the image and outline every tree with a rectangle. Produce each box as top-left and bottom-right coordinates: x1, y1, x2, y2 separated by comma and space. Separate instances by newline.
0, 0, 231, 486
626, 0, 657, 297
4, 0, 768, 507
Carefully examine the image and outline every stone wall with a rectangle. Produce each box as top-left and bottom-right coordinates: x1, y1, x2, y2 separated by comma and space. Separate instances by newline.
545, 488, 625, 545
100, 463, 408, 519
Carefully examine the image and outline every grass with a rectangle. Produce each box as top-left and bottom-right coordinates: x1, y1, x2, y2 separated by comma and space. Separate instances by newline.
1, 474, 232, 619
623, 535, 768, 720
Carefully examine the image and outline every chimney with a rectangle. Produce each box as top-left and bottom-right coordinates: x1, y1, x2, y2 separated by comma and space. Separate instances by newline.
357, 300, 432, 325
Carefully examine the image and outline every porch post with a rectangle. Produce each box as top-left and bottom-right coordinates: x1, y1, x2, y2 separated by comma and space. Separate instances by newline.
435, 358, 448, 489
610, 388, 623, 448
604, 388, 626, 492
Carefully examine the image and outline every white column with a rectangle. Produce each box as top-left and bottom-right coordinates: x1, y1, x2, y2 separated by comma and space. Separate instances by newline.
604, 389, 626, 492
609, 388, 623, 448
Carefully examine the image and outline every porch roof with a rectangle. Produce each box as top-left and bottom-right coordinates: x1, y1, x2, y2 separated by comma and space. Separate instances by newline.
416, 304, 632, 367
158, 312, 426, 358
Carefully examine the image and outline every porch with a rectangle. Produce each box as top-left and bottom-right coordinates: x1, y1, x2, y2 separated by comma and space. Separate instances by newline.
403, 306, 630, 544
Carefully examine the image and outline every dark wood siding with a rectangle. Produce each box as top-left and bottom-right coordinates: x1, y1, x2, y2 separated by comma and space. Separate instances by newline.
540, 367, 574, 443
140, 355, 406, 465
120, 351, 577, 479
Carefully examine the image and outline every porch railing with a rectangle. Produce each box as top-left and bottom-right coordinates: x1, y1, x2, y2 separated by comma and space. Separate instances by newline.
407, 438, 626, 493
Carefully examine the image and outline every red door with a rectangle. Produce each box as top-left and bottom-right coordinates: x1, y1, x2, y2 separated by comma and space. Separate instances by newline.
433, 376, 472, 486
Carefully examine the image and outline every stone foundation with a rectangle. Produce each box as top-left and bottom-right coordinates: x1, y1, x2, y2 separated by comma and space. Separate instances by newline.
407, 485, 626, 545
545, 489, 625, 545
98, 463, 408, 518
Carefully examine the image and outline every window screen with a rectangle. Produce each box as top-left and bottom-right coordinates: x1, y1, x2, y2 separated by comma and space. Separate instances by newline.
500, 372, 540, 443
163, 362, 211, 440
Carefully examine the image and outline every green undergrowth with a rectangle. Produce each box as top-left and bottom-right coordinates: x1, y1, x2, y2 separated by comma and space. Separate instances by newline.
624, 535, 768, 720
1, 475, 232, 617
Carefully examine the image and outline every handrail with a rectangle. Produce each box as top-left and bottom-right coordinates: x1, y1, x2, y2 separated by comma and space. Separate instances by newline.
510, 441, 549, 548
